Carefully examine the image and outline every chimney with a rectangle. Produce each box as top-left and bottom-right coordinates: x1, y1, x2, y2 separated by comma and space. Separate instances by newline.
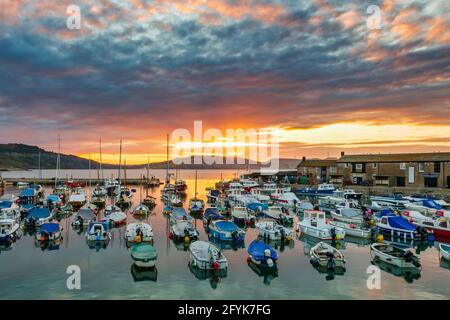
302, 156, 306, 162
340, 151, 345, 157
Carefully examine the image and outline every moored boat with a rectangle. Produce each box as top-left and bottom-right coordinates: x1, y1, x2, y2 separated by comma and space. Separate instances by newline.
208, 220, 245, 242
310, 241, 346, 273
330, 207, 364, 225
131, 243, 158, 267
370, 243, 421, 268
72, 208, 95, 227
36, 223, 62, 242
247, 240, 278, 268
255, 220, 294, 242
296, 210, 345, 241
439, 243, 450, 261
125, 222, 153, 243
189, 240, 228, 270
170, 220, 199, 242
85, 221, 111, 242
329, 220, 372, 238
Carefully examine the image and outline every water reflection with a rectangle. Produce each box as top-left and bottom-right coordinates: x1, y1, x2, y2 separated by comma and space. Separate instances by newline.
247, 261, 279, 286
130, 264, 158, 282
371, 259, 421, 284
188, 263, 227, 289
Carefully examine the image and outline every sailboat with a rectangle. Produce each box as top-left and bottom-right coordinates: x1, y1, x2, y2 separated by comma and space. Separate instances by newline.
52, 135, 70, 202
91, 140, 107, 207
142, 157, 156, 209
115, 141, 132, 208
162, 134, 176, 198
132, 175, 150, 217
189, 170, 204, 214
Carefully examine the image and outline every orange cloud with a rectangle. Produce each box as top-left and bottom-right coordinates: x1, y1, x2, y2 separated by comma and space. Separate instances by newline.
425, 17, 450, 44
337, 10, 360, 29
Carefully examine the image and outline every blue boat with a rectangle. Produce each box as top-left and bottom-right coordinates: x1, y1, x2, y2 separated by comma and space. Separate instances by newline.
19, 188, 37, 203
0, 200, 14, 210
296, 183, 335, 196
375, 214, 433, 241
36, 223, 61, 241
246, 202, 269, 214
247, 240, 278, 268
202, 208, 224, 225
208, 220, 245, 242
24, 207, 52, 228
45, 195, 62, 208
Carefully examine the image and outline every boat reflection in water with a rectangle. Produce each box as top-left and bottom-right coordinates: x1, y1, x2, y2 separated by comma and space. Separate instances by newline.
258, 237, 295, 253
382, 236, 434, 254
87, 238, 110, 251
439, 258, 450, 270
371, 259, 421, 283
35, 239, 62, 251
247, 260, 278, 286
130, 264, 158, 282
299, 234, 346, 256
188, 263, 227, 289
344, 235, 372, 247
207, 236, 245, 251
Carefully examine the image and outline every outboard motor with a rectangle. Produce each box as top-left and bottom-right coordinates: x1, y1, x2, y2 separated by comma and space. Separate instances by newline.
330, 227, 337, 240
326, 251, 335, 273
416, 227, 429, 239
404, 251, 421, 268
280, 228, 286, 241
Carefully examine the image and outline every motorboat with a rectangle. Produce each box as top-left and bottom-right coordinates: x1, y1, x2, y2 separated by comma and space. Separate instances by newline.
169, 207, 193, 225
146, 176, 161, 188
45, 194, 63, 209
231, 206, 254, 225
189, 240, 228, 271
208, 220, 245, 242
105, 204, 121, 215
250, 188, 271, 203
370, 243, 421, 268
92, 186, 107, 198
247, 240, 277, 268
125, 222, 153, 243
328, 220, 371, 238
404, 199, 449, 218
36, 223, 62, 242
131, 243, 157, 267
261, 206, 294, 226
206, 189, 221, 204
271, 191, 300, 209
24, 207, 52, 228
296, 200, 314, 214
19, 187, 38, 204
246, 202, 269, 214
142, 196, 156, 209
72, 208, 95, 227
132, 204, 150, 217
296, 183, 335, 196
400, 210, 432, 224
296, 210, 345, 241
0, 207, 21, 222
105, 179, 120, 196
330, 207, 364, 225
168, 193, 183, 207
189, 198, 205, 214
375, 214, 432, 241
131, 264, 158, 282
0, 218, 20, 245
68, 187, 87, 210
175, 179, 188, 193
105, 210, 127, 226
439, 243, 450, 261
255, 220, 294, 242
310, 242, 346, 273
90, 195, 106, 207
85, 221, 111, 242
170, 220, 199, 242
116, 187, 133, 207
369, 194, 409, 209
202, 208, 224, 226
413, 217, 450, 240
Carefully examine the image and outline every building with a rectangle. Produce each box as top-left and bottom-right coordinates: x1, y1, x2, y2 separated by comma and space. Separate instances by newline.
337, 152, 450, 188
297, 157, 338, 184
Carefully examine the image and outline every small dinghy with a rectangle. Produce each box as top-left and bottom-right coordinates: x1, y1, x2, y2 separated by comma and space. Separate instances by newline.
171, 220, 199, 242
255, 220, 294, 242
189, 240, 228, 270
370, 243, 421, 268
125, 222, 153, 243
85, 221, 111, 242
105, 210, 127, 226
310, 242, 346, 273
36, 223, 62, 242
247, 240, 278, 268
330, 208, 364, 225
132, 204, 149, 217
131, 243, 158, 267
72, 208, 95, 227
439, 243, 450, 261
329, 220, 372, 238
208, 220, 245, 242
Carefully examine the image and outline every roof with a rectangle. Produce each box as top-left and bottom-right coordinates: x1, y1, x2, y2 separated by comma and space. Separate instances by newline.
297, 159, 337, 168
337, 152, 450, 163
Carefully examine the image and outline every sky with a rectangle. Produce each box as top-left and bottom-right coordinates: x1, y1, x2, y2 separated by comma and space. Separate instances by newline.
0, 0, 449, 164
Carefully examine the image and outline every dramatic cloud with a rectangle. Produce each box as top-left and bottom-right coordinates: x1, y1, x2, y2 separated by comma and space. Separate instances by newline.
0, 0, 449, 162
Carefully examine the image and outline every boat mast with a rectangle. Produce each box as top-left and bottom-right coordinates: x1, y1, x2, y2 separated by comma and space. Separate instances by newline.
166, 133, 169, 184
146, 155, 149, 197
195, 169, 198, 200
99, 139, 104, 182
124, 158, 127, 187
118, 139, 122, 185
55, 135, 61, 189
38, 151, 41, 182
88, 153, 91, 189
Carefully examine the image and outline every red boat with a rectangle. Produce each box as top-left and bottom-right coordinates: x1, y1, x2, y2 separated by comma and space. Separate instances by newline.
415, 218, 450, 241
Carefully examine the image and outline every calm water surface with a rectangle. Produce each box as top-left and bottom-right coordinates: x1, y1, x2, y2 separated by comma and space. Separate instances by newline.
1, 170, 449, 299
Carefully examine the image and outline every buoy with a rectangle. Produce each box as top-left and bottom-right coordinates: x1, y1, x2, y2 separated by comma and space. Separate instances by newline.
168, 232, 173, 240
286, 235, 292, 241
369, 219, 375, 226
40, 236, 45, 242
246, 256, 251, 263
213, 261, 220, 270
376, 234, 384, 242
184, 235, 190, 243
335, 234, 341, 241
135, 235, 141, 243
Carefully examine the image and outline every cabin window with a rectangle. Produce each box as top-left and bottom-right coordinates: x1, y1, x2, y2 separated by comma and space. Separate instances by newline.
400, 163, 406, 170
423, 222, 433, 226
372, 163, 377, 169
419, 162, 424, 172
318, 214, 324, 219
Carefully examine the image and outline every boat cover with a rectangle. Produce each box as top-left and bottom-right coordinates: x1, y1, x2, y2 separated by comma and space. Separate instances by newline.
210, 190, 220, 197
204, 208, 223, 220
131, 243, 157, 260
45, 195, 60, 203
387, 216, 416, 231
375, 209, 396, 218
88, 221, 109, 229
28, 208, 51, 219
422, 200, 442, 210
39, 223, 60, 233
76, 209, 95, 220
247, 202, 269, 211
340, 208, 361, 218
247, 240, 277, 261
0, 201, 13, 209
214, 220, 238, 232
20, 188, 35, 197
441, 244, 450, 253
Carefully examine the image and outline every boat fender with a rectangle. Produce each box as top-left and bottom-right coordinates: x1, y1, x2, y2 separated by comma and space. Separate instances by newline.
184, 235, 190, 243
376, 234, 384, 242
330, 228, 336, 240
135, 235, 142, 243
168, 232, 173, 240
266, 258, 274, 268
213, 261, 220, 270
264, 249, 270, 257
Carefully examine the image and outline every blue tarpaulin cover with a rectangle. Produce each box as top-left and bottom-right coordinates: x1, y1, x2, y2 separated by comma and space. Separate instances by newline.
422, 200, 442, 210
247, 240, 277, 261
387, 216, 416, 231
20, 188, 35, 197
375, 209, 396, 218
28, 208, 51, 219
45, 195, 60, 202
214, 220, 238, 232
246, 202, 269, 211
39, 223, 60, 233
204, 208, 223, 220
0, 201, 13, 209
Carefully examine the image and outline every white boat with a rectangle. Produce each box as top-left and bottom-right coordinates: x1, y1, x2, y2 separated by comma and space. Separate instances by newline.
0, 218, 20, 245
370, 243, 421, 268
105, 210, 127, 226
171, 220, 199, 242
105, 204, 121, 215
240, 178, 259, 189
36, 223, 62, 242
68, 188, 87, 209
72, 208, 95, 227
296, 200, 314, 214
271, 191, 300, 208
262, 206, 294, 225
439, 243, 450, 261
330, 207, 364, 224
131, 243, 157, 267
255, 220, 294, 241
189, 199, 205, 213
329, 220, 371, 238
132, 204, 149, 216
296, 210, 345, 241
404, 199, 450, 218
189, 240, 228, 270
92, 186, 107, 198
169, 193, 183, 207
125, 222, 153, 243
310, 242, 346, 270
85, 221, 111, 242
400, 210, 431, 224
250, 188, 271, 202
231, 206, 254, 224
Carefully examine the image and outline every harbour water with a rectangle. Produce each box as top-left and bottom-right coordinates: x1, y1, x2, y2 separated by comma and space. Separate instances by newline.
0, 170, 449, 300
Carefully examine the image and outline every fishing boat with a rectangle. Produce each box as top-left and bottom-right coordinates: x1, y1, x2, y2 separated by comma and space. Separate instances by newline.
330, 207, 364, 224
24, 207, 52, 228
439, 243, 450, 261
296, 183, 336, 196
296, 210, 346, 241
247, 240, 277, 268
255, 220, 294, 241
328, 220, 372, 238
231, 206, 254, 225
131, 243, 158, 267
370, 243, 421, 268
296, 200, 314, 214
125, 222, 153, 243
375, 214, 432, 241
169, 207, 193, 224
208, 220, 245, 242
85, 221, 111, 242
171, 220, 199, 242
202, 208, 224, 226
132, 204, 150, 217
36, 223, 61, 242
105, 210, 127, 226
68, 187, 87, 210
189, 240, 228, 271
404, 199, 449, 218
72, 208, 95, 227
206, 189, 221, 204
310, 242, 346, 273
413, 217, 450, 240
0, 218, 20, 245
